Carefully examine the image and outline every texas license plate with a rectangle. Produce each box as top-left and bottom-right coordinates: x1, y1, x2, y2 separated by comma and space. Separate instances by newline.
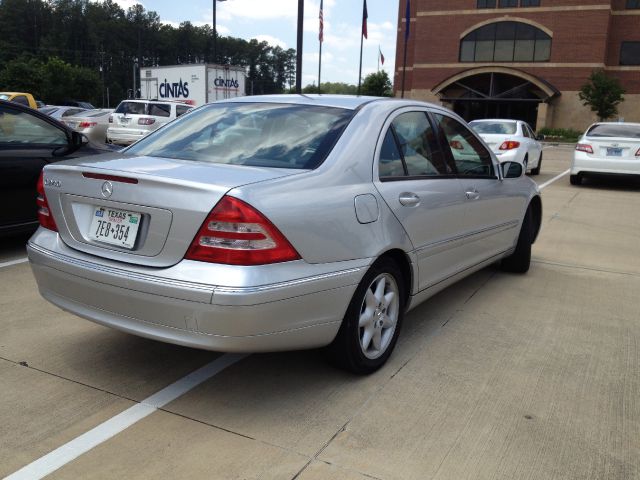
89, 206, 141, 249
606, 147, 622, 157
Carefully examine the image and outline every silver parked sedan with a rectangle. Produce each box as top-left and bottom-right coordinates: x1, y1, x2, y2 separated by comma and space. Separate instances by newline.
28, 95, 542, 373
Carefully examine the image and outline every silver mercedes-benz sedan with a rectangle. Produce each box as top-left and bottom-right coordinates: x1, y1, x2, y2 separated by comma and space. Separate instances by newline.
28, 95, 542, 373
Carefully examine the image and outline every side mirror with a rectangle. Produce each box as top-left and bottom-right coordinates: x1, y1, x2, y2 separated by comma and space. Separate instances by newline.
501, 161, 523, 179
71, 130, 89, 147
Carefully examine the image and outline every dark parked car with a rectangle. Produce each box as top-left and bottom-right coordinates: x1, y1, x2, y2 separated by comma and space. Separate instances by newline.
0, 99, 113, 236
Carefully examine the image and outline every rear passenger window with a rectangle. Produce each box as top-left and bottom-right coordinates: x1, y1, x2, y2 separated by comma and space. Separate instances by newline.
12, 95, 29, 106
521, 124, 531, 138
434, 114, 495, 178
379, 129, 405, 178
149, 103, 171, 117
176, 105, 191, 117
379, 111, 451, 180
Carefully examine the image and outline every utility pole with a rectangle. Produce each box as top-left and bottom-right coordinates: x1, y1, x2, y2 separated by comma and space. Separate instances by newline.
213, 0, 228, 64
296, 0, 303, 93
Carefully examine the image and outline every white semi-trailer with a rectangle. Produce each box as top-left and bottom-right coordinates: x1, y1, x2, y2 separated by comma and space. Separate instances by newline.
139, 64, 246, 106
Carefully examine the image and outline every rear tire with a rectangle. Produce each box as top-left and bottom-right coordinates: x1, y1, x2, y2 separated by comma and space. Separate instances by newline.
570, 174, 582, 185
326, 258, 405, 374
501, 207, 532, 274
531, 152, 542, 175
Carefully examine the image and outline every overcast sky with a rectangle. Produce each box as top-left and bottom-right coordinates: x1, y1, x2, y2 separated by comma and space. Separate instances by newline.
112, 0, 399, 87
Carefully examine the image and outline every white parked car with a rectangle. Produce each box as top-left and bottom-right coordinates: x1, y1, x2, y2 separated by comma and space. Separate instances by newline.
571, 122, 640, 185
469, 119, 543, 175
107, 99, 193, 146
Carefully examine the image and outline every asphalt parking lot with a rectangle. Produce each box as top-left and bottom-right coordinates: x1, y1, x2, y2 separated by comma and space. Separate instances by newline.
1, 146, 639, 480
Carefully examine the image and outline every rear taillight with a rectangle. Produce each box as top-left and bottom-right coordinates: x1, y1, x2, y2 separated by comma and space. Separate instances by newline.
576, 144, 594, 154
78, 121, 97, 128
185, 196, 300, 266
499, 141, 520, 150
138, 117, 156, 125
36, 171, 57, 232
108, 115, 113, 123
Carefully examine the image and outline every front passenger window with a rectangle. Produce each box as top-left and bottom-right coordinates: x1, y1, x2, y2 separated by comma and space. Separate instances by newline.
0, 106, 67, 145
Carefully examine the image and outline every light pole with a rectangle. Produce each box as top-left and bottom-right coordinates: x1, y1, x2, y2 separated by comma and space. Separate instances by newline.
213, 0, 228, 64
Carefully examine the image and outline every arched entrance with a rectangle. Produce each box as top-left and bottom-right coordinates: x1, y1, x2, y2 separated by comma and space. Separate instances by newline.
433, 68, 559, 129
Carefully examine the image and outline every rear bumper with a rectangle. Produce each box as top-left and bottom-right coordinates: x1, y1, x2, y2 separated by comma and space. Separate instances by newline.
27, 229, 366, 352
572, 152, 640, 176
106, 128, 149, 145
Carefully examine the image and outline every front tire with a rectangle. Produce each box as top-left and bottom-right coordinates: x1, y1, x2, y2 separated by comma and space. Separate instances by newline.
501, 207, 533, 273
326, 258, 405, 374
570, 174, 582, 185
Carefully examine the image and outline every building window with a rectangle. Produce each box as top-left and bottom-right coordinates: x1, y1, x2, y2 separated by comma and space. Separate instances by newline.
460, 21, 551, 63
478, 0, 540, 7
626, 0, 640, 8
620, 42, 640, 65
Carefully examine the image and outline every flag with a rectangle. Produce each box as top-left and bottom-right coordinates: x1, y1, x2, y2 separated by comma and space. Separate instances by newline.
405, 0, 410, 40
319, 0, 324, 43
379, 47, 385, 65
362, 0, 368, 39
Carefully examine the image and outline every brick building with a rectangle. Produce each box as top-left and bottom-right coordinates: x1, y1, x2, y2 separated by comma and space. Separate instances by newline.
394, 0, 640, 130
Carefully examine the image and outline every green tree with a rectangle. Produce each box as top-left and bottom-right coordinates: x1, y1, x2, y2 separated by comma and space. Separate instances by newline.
303, 82, 357, 94
0, 56, 45, 98
360, 71, 392, 97
579, 70, 625, 121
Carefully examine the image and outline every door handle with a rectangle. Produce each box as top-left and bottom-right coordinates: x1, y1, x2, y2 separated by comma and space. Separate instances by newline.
399, 192, 420, 207
465, 189, 480, 200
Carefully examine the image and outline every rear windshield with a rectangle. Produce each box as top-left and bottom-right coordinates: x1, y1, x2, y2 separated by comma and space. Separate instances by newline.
586, 124, 640, 139
114, 102, 147, 115
470, 121, 517, 135
125, 103, 354, 170
84, 110, 110, 118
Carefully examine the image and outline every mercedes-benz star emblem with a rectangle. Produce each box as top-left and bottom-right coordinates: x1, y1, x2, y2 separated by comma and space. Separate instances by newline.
101, 181, 113, 198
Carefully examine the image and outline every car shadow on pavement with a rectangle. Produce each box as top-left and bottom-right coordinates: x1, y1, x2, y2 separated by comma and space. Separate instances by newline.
577, 175, 640, 192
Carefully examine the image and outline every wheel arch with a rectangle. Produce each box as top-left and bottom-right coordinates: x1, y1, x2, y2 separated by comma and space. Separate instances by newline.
529, 195, 542, 243
377, 249, 414, 308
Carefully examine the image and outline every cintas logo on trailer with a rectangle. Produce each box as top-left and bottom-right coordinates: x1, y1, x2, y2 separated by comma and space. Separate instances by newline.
159, 78, 190, 99
213, 76, 240, 89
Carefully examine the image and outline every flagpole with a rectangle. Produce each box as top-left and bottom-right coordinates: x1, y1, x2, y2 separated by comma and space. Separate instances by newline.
318, 0, 323, 94
318, 42, 322, 94
358, 0, 367, 95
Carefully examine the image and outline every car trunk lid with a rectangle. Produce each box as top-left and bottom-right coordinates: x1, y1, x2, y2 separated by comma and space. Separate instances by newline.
476, 133, 511, 153
43, 153, 304, 267
585, 136, 640, 159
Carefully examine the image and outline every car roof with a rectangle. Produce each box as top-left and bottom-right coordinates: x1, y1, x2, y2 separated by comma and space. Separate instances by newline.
213, 94, 442, 111
0, 92, 29, 96
591, 121, 640, 127
470, 118, 521, 123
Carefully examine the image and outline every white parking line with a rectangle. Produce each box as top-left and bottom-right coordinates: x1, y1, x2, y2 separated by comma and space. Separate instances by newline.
0, 257, 28, 269
4, 353, 247, 480
539, 169, 571, 190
